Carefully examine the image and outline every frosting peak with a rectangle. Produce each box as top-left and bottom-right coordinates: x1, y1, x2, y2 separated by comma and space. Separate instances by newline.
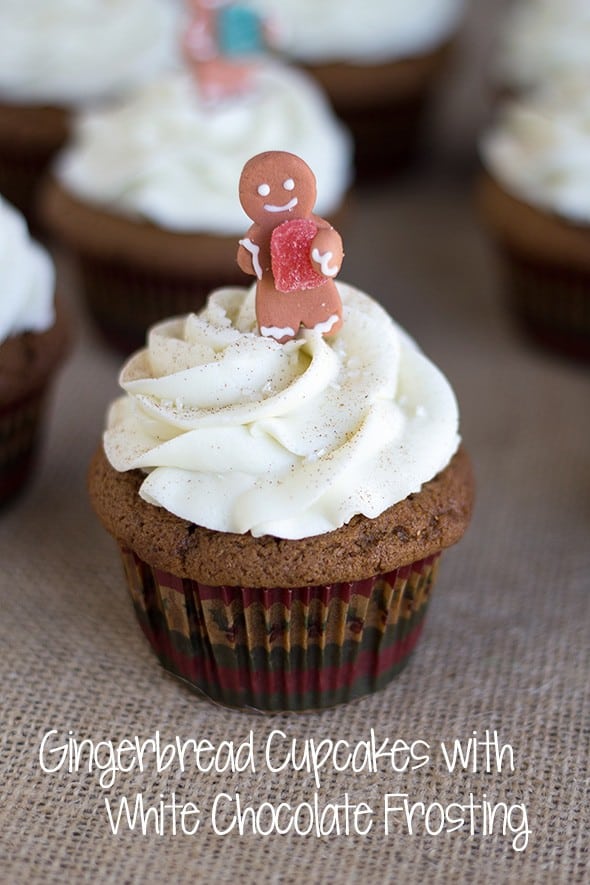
104, 284, 460, 539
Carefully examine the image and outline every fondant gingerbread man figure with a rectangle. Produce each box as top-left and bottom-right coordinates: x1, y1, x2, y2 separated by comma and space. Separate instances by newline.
237, 151, 344, 343
183, 0, 266, 103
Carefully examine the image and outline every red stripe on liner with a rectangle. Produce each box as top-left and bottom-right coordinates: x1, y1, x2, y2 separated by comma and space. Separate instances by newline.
138, 618, 425, 696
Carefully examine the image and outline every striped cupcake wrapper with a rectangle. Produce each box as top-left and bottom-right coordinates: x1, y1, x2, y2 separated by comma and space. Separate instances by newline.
119, 546, 441, 711
0, 388, 47, 504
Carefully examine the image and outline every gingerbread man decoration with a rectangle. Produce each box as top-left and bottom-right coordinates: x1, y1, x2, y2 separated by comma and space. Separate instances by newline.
237, 151, 344, 344
183, 0, 266, 103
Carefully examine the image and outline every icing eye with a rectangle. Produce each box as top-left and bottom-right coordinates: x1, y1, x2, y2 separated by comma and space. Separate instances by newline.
257, 183, 270, 196
283, 178, 295, 191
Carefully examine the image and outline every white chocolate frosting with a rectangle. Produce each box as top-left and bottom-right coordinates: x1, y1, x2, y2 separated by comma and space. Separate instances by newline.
249, 0, 464, 64
104, 284, 460, 540
0, 0, 181, 107
0, 196, 55, 345
55, 64, 352, 233
496, 0, 590, 92
480, 84, 590, 224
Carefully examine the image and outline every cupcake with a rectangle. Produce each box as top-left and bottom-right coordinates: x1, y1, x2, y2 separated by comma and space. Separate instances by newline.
0, 196, 68, 504
0, 0, 181, 219
494, 0, 590, 97
40, 63, 352, 353
248, 0, 465, 177
478, 83, 590, 361
88, 151, 473, 711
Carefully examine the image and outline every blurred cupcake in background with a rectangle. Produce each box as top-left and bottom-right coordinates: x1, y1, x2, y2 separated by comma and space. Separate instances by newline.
478, 80, 590, 362
0, 196, 68, 505
40, 4, 352, 354
0, 0, 181, 220
494, 0, 590, 97
247, 0, 465, 178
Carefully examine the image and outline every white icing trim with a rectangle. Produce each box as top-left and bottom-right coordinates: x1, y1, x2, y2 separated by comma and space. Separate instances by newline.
239, 237, 263, 280
313, 313, 340, 334
264, 197, 298, 213
260, 324, 295, 339
311, 247, 338, 277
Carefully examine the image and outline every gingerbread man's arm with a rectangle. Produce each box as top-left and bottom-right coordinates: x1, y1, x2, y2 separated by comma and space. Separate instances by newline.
309, 218, 344, 279
237, 226, 264, 279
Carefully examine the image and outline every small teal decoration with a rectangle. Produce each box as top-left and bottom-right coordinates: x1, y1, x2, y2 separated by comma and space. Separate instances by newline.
218, 5, 264, 57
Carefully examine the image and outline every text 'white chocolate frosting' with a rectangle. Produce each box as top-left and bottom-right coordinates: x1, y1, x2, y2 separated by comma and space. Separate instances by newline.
480, 83, 590, 224
104, 284, 460, 540
0, 196, 55, 345
54, 64, 351, 234
0, 0, 181, 107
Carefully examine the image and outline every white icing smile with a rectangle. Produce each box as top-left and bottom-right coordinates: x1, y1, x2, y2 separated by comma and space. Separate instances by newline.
264, 197, 298, 213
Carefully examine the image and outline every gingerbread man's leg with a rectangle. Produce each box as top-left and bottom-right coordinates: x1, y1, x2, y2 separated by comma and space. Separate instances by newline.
299, 281, 343, 337
255, 275, 302, 344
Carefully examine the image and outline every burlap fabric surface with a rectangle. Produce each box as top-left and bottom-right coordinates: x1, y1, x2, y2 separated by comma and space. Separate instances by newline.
1, 6, 589, 883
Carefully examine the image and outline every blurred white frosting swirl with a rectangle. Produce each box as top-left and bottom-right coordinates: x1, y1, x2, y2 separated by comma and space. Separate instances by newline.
0, 196, 55, 345
481, 82, 590, 223
248, 0, 464, 63
0, 0, 181, 106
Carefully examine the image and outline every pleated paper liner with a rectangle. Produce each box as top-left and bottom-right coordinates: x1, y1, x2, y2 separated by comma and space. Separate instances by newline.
501, 248, 590, 363
0, 387, 47, 505
76, 254, 246, 355
119, 546, 441, 712
0, 104, 69, 223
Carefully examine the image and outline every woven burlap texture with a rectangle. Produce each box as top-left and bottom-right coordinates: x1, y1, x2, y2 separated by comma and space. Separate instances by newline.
1, 6, 589, 881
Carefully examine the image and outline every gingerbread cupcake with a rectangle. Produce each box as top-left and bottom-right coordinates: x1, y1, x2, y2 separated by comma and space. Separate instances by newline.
479, 82, 590, 361
89, 151, 473, 711
0, 0, 180, 220
247, 0, 465, 177
0, 196, 68, 504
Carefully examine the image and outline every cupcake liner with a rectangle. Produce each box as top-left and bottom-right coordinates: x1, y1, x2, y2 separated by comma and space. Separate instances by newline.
76, 253, 245, 354
0, 105, 69, 222
501, 248, 590, 362
337, 94, 428, 180
0, 142, 58, 222
0, 387, 47, 505
119, 545, 441, 711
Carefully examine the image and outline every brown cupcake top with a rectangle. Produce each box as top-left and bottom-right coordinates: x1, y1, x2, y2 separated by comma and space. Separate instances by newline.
89, 445, 474, 588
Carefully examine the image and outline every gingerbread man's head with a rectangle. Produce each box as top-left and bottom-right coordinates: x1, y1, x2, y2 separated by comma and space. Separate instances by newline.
239, 151, 317, 228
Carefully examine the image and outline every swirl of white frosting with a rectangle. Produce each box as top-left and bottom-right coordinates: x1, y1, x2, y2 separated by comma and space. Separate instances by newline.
249, 0, 464, 63
55, 64, 352, 233
496, 0, 590, 92
0, 196, 55, 345
104, 284, 460, 540
0, 0, 181, 107
480, 84, 590, 223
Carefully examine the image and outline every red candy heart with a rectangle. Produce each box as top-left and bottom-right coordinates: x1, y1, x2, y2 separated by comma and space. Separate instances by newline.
270, 218, 327, 293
